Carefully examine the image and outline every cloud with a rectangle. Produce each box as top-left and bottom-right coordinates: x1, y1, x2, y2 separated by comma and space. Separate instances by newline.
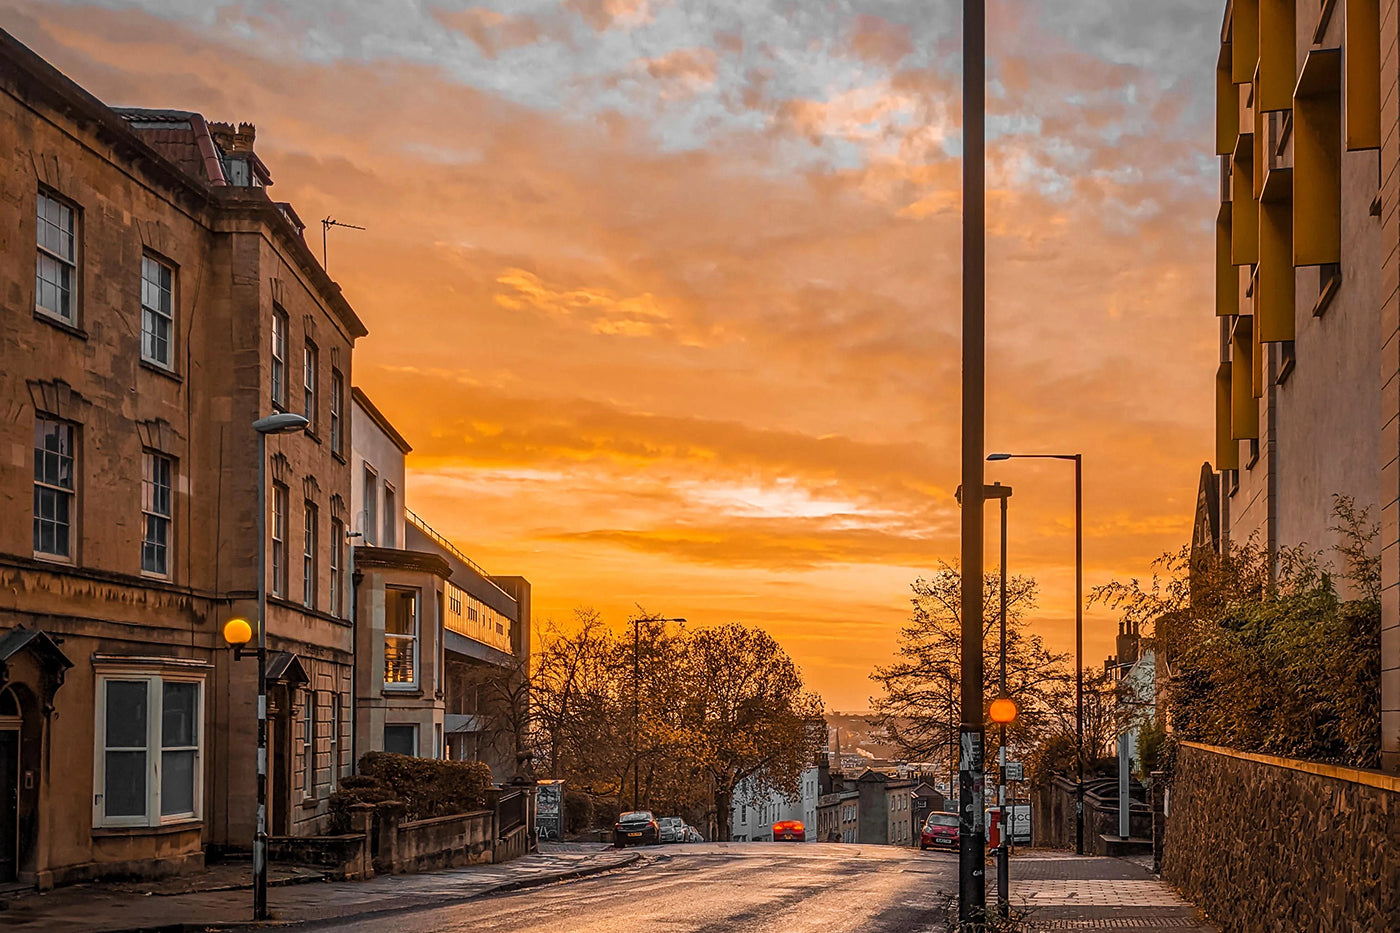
432, 7, 549, 59
846, 13, 913, 66
637, 46, 718, 97
4, 0, 1222, 709
565, 0, 659, 32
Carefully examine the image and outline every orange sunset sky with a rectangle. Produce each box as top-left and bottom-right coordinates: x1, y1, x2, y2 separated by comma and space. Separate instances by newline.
6, 0, 1221, 710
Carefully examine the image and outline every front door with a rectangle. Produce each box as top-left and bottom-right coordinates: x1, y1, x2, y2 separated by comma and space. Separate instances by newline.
271, 688, 292, 836
0, 729, 17, 883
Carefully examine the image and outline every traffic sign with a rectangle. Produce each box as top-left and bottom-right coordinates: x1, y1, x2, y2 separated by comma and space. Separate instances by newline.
1004, 761, 1024, 782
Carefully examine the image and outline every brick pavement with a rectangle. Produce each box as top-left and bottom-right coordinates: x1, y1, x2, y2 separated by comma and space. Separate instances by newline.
0, 845, 638, 933
999, 850, 1219, 932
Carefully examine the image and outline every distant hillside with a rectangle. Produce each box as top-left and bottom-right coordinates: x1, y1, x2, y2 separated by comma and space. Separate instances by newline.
827, 711, 907, 760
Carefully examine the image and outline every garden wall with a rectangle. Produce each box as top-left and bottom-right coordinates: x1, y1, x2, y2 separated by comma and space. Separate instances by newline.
1163, 742, 1399, 933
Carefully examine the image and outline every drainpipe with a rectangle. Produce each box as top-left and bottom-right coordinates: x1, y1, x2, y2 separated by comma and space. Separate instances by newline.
348, 531, 363, 774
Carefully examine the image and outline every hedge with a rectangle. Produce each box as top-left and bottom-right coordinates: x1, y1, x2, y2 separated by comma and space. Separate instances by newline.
328, 752, 493, 832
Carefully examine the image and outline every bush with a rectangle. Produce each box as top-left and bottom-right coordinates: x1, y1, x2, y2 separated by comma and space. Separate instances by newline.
357, 751, 493, 822
563, 789, 593, 833
1027, 732, 1076, 788
327, 774, 395, 834
1136, 716, 1167, 778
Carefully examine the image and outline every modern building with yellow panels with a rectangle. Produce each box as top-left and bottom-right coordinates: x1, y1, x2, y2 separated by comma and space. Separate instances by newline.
1211, 0, 1398, 771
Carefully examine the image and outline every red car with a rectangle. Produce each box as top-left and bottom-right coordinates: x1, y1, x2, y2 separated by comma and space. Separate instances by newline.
920, 812, 959, 850
772, 820, 806, 842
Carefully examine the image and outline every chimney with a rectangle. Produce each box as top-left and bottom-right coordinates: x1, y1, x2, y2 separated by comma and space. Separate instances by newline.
1116, 620, 1140, 670
206, 121, 271, 187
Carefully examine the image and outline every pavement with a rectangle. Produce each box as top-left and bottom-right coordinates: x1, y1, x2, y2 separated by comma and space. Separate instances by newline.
0, 844, 640, 932
1003, 849, 1220, 931
0, 842, 1218, 932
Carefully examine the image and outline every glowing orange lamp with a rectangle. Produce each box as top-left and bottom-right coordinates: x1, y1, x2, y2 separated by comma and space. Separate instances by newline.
223, 617, 254, 659
989, 695, 1019, 725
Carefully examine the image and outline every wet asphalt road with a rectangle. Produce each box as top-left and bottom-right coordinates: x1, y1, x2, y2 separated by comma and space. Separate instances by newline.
319, 842, 960, 933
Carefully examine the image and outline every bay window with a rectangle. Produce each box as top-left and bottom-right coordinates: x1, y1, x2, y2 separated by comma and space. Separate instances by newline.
94, 673, 203, 827
384, 587, 419, 688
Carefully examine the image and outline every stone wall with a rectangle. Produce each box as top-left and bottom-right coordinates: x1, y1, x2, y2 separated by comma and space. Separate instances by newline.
376, 810, 494, 874
1031, 775, 1077, 849
1032, 774, 1150, 853
1163, 743, 1399, 933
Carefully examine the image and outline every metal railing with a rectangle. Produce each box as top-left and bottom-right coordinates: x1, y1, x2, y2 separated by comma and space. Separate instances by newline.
404, 508, 514, 603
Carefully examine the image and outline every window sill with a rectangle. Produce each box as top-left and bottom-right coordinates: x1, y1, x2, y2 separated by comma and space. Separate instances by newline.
304, 429, 322, 445
331, 451, 347, 465
300, 797, 320, 811
34, 310, 88, 340
140, 359, 183, 383
33, 551, 74, 566
382, 686, 423, 696
93, 818, 202, 838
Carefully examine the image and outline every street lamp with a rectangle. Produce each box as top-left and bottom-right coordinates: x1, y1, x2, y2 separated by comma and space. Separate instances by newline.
987, 451, 1085, 855
250, 412, 308, 919
630, 614, 686, 812
960, 481, 1013, 918
988, 692, 1017, 919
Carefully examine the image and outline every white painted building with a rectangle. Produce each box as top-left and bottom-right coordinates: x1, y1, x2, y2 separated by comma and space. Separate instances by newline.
730, 764, 826, 841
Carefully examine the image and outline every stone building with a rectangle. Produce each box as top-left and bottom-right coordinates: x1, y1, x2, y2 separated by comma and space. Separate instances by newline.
349, 390, 532, 780
1210, 1, 1399, 771
0, 29, 367, 886
349, 389, 450, 762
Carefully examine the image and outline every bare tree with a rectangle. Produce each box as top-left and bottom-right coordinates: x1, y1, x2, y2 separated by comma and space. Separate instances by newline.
870, 565, 1071, 779
680, 624, 824, 842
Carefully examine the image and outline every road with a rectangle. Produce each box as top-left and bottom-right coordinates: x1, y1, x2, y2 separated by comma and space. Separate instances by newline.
316, 842, 960, 933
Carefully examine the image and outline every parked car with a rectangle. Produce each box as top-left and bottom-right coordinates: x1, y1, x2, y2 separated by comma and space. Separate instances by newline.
920, 812, 960, 850
684, 825, 705, 842
658, 816, 686, 843
614, 810, 660, 847
772, 819, 806, 842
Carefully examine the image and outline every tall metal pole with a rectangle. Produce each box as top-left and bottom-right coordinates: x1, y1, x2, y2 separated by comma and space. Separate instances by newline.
633, 614, 640, 810
958, 0, 987, 925
254, 431, 269, 921
1074, 454, 1084, 856
997, 491, 1009, 918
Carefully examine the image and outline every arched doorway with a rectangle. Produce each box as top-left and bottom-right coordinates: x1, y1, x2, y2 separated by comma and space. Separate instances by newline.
0, 686, 20, 884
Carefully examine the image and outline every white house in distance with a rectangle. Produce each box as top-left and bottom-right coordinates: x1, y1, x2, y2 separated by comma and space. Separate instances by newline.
730, 762, 828, 841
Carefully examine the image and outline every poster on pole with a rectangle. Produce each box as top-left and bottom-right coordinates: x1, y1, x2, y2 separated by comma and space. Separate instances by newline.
536, 780, 564, 841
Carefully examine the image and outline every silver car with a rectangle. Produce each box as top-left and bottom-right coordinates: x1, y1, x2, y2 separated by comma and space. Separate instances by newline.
658, 816, 686, 843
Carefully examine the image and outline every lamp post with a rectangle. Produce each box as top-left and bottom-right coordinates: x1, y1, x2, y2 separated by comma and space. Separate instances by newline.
991, 483, 1012, 919
988, 693, 1018, 918
250, 412, 308, 920
959, 0, 987, 925
630, 613, 685, 811
987, 451, 1084, 855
